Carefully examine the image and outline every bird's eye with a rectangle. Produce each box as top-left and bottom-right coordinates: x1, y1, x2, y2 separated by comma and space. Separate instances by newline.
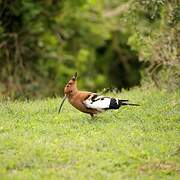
66, 85, 69, 87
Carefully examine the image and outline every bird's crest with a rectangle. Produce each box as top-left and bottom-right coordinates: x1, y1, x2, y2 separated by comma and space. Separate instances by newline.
71, 72, 77, 81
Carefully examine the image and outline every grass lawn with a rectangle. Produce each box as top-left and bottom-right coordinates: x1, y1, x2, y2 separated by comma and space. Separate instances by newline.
0, 87, 179, 179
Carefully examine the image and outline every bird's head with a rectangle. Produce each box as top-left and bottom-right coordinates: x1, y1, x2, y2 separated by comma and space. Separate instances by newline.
64, 72, 78, 96
58, 72, 78, 114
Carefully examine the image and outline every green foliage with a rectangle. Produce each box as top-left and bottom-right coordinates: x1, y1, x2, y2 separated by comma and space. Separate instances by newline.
0, 0, 179, 98
126, 0, 180, 88
0, 88, 179, 179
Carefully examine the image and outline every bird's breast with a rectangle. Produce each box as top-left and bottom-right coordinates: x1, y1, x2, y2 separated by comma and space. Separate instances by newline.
69, 98, 84, 110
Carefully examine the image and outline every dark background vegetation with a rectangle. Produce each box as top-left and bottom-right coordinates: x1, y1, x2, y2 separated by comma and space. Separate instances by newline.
0, 0, 179, 99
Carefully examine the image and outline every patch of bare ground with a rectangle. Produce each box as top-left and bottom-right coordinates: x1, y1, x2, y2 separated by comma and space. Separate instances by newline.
139, 161, 180, 173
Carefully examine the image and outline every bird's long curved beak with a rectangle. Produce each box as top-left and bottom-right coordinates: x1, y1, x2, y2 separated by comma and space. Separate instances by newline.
58, 95, 67, 114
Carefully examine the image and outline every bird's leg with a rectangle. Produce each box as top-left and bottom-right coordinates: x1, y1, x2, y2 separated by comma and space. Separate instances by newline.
90, 113, 94, 118
90, 113, 99, 120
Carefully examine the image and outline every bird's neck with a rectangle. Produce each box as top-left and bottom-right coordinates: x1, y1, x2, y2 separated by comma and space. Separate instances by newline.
67, 88, 78, 99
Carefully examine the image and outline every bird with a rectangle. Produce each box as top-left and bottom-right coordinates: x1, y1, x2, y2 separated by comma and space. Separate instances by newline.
58, 72, 139, 117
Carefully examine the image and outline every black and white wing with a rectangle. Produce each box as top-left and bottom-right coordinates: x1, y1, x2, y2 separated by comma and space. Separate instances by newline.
84, 96, 111, 109
84, 95, 123, 110
83, 94, 139, 110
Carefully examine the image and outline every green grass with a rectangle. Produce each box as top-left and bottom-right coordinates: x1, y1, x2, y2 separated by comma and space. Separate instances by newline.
0, 87, 179, 180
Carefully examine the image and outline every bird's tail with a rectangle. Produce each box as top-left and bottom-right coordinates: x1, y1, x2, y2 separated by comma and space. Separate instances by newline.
119, 100, 140, 106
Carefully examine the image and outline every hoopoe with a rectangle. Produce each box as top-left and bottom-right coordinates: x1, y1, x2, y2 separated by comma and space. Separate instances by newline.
58, 73, 139, 117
